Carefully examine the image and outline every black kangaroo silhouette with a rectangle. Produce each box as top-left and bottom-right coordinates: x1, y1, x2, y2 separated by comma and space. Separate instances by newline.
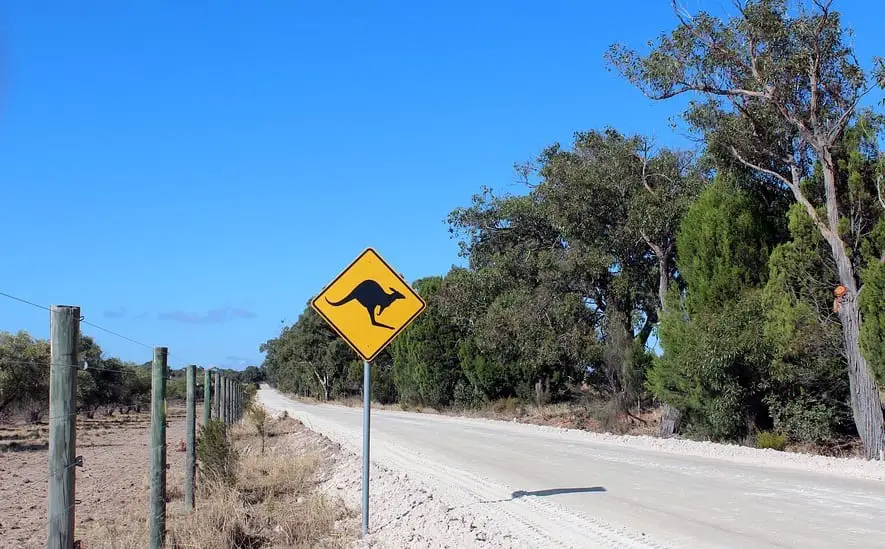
325, 279, 405, 330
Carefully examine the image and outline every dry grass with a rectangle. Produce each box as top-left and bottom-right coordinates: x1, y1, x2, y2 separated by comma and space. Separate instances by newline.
85, 412, 356, 549
286, 392, 659, 435
166, 417, 356, 549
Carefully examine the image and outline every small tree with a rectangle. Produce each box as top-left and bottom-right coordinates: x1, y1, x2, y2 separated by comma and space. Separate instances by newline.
196, 419, 237, 485
247, 404, 268, 454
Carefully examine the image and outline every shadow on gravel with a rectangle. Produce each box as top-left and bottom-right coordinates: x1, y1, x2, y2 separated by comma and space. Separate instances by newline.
481, 486, 607, 504
512, 487, 607, 498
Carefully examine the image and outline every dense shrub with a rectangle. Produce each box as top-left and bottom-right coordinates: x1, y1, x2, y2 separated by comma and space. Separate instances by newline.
197, 419, 238, 485
756, 431, 787, 451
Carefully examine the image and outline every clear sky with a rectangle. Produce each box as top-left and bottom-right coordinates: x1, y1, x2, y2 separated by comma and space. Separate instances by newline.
2, 1, 883, 370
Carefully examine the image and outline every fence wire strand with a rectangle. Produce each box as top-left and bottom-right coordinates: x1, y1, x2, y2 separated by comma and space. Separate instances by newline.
1, 287, 213, 546
0, 288, 199, 367
0, 290, 52, 312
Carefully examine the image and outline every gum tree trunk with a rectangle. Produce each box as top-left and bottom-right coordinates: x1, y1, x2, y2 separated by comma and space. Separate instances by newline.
820, 150, 885, 460
648, 240, 681, 437
831, 252, 885, 460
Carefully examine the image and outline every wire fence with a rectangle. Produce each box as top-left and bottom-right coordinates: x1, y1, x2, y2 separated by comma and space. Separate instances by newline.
0, 289, 246, 549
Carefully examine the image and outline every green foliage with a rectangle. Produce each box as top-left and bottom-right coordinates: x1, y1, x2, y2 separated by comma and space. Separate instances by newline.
261, 304, 399, 405
755, 430, 786, 451
677, 178, 778, 312
247, 3, 885, 455
860, 213, 885, 385
650, 291, 772, 441
197, 419, 238, 484
438, 128, 702, 410
247, 404, 268, 454
0, 331, 50, 417
0, 330, 152, 418
242, 382, 258, 409
369, 351, 398, 405
240, 365, 266, 384
166, 376, 188, 401
391, 277, 466, 408
650, 176, 779, 440
261, 305, 359, 401
452, 379, 486, 409
456, 338, 515, 402
762, 204, 853, 444
609, 0, 885, 455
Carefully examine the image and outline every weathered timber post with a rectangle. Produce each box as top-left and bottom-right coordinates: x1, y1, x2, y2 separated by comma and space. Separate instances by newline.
213, 371, 221, 420
185, 364, 196, 512
150, 347, 168, 549
231, 381, 236, 422
223, 377, 230, 425
222, 377, 229, 425
203, 367, 211, 425
47, 305, 80, 549
218, 376, 225, 425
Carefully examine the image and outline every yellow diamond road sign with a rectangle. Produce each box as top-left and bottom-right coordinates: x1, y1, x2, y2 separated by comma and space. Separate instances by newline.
311, 248, 426, 362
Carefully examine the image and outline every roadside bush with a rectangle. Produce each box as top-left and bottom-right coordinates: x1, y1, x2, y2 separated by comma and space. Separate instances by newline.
247, 404, 268, 454
649, 291, 771, 441
197, 419, 238, 484
756, 430, 786, 451
453, 379, 486, 409
490, 397, 522, 416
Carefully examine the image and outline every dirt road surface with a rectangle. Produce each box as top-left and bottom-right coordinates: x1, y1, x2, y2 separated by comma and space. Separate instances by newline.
258, 385, 885, 549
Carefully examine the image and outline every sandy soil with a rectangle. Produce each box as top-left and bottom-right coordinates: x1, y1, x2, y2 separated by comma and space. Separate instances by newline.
0, 406, 195, 548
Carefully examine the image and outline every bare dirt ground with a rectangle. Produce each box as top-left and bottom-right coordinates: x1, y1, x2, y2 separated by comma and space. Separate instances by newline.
1, 404, 364, 549
0, 406, 192, 548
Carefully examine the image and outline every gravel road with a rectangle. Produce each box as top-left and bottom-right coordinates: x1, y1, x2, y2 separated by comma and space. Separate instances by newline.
258, 386, 885, 549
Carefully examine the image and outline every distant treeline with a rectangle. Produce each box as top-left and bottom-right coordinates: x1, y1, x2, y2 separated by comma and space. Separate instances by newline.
261, 1, 885, 459
0, 329, 265, 421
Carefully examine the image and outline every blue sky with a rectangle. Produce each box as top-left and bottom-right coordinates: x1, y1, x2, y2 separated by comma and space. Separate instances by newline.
2, 1, 883, 370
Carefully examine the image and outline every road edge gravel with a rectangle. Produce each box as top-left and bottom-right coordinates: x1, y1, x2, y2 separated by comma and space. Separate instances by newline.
260, 389, 680, 549
295, 400, 885, 482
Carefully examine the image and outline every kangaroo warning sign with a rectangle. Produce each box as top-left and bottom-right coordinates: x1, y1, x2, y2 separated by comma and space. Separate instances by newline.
311, 248, 426, 362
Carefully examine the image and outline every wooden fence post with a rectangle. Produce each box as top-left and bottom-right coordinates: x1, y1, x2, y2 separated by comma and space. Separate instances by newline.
217, 376, 223, 425
47, 305, 79, 549
213, 371, 221, 421
224, 378, 234, 425
185, 364, 196, 512
203, 367, 210, 426
222, 377, 228, 425
150, 347, 168, 549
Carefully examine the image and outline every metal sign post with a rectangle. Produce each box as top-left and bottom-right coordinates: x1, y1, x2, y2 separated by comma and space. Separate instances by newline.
310, 247, 426, 537
362, 359, 371, 537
